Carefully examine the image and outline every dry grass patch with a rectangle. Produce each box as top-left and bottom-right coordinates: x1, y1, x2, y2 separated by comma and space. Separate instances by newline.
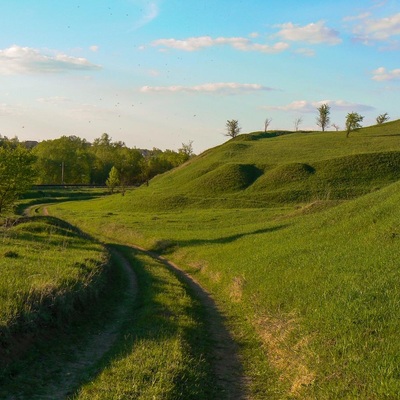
254, 312, 316, 397
229, 275, 246, 303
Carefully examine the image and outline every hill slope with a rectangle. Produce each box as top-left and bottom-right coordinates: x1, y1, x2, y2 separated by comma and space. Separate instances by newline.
117, 120, 400, 210
49, 120, 400, 399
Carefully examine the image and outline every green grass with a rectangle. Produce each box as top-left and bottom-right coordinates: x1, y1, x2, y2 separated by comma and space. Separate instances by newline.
52, 183, 400, 399
75, 120, 400, 211
1, 242, 220, 399
48, 120, 400, 398
0, 216, 108, 357
72, 245, 220, 400
2, 192, 236, 397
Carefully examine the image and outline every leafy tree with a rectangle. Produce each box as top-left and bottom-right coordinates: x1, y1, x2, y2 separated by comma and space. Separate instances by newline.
225, 120, 241, 138
316, 103, 331, 132
0, 135, 19, 149
346, 112, 364, 138
106, 166, 120, 193
179, 140, 194, 159
115, 147, 144, 188
90, 133, 124, 184
0, 145, 36, 214
376, 113, 390, 125
33, 136, 92, 184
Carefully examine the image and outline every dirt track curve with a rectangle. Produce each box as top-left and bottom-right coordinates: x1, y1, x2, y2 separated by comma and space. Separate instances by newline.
16, 206, 247, 399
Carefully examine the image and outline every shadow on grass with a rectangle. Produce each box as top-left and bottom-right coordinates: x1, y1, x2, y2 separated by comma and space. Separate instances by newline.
69, 244, 246, 399
2, 208, 247, 398
152, 224, 288, 253
0, 241, 246, 399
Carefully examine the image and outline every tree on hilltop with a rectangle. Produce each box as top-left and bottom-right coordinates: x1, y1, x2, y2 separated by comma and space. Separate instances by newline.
179, 140, 194, 159
294, 117, 303, 131
376, 113, 390, 125
346, 112, 364, 138
225, 119, 241, 138
316, 103, 331, 132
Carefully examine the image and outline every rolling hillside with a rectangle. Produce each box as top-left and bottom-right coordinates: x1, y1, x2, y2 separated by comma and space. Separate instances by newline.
50, 120, 400, 399
112, 120, 400, 210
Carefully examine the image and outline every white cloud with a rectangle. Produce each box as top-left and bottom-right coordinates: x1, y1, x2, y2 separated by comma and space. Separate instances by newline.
372, 67, 400, 81
151, 36, 289, 53
351, 12, 400, 43
141, 82, 275, 94
276, 21, 342, 45
264, 99, 374, 113
89, 45, 99, 52
0, 45, 101, 75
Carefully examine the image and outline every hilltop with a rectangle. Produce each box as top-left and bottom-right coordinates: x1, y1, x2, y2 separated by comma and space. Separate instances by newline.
112, 119, 400, 210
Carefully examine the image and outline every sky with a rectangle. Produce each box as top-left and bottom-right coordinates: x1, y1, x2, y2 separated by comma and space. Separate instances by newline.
0, 0, 399, 153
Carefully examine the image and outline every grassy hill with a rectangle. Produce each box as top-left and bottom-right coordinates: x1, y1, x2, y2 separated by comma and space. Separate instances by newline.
50, 120, 400, 399
108, 119, 400, 210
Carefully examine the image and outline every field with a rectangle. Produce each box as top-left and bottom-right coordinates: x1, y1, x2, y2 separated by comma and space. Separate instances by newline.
2, 121, 400, 398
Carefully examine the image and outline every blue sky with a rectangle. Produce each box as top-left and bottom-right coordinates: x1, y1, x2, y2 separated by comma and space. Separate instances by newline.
0, 0, 399, 152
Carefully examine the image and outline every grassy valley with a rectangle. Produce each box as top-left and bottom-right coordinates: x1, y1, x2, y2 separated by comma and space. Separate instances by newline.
2, 120, 400, 399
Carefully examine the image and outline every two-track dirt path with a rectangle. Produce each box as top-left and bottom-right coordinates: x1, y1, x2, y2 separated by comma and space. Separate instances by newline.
17, 205, 248, 399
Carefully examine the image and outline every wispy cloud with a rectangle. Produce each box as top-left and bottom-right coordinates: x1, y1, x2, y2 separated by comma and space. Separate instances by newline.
264, 99, 374, 113
131, 1, 160, 30
0, 103, 14, 116
372, 67, 400, 81
36, 96, 72, 105
294, 48, 316, 57
141, 82, 275, 94
0, 45, 101, 75
275, 21, 342, 45
343, 12, 371, 22
151, 36, 289, 53
350, 12, 400, 44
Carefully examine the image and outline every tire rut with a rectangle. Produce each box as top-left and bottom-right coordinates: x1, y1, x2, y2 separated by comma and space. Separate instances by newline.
129, 244, 248, 400
8, 248, 137, 400
20, 206, 248, 398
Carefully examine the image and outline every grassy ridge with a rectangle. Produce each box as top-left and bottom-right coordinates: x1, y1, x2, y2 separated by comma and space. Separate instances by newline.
0, 216, 108, 359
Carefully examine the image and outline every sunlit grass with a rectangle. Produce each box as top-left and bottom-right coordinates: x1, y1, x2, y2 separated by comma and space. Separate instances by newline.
0, 217, 108, 350
53, 182, 400, 398
48, 121, 400, 398
73, 246, 219, 400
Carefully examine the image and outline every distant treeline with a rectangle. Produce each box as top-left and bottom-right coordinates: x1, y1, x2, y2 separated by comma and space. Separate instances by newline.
0, 133, 194, 186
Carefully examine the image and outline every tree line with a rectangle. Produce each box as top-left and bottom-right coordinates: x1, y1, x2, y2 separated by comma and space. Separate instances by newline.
0, 133, 194, 214
28, 133, 193, 186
